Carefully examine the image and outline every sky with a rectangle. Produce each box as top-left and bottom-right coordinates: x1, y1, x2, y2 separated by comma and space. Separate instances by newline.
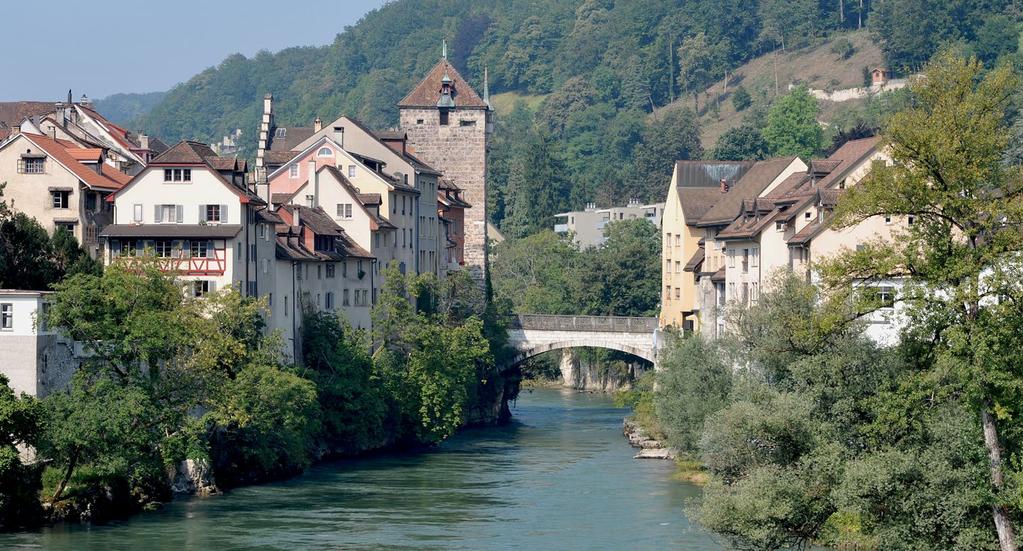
1, 0, 390, 101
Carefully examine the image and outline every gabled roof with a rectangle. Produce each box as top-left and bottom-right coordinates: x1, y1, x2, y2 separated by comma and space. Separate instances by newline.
813, 136, 880, 189
338, 116, 442, 175
697, 157, 799, 227
268, 126, 315, 152
118, 140, 262, 204
683, 248, 705, 272
278, 204, 375, 259
398, 59, 488, 109
677, 187, 724, 223
14, 133, 129, 191
319, 165, 396, 231
268, 135, 418, 194
0, 101, 52, 128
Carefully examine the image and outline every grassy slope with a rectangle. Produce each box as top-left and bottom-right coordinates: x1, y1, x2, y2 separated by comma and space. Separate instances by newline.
662, 31, 885, 150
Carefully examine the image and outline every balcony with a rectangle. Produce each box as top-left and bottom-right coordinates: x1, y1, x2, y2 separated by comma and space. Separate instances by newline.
113, 252, 228, 276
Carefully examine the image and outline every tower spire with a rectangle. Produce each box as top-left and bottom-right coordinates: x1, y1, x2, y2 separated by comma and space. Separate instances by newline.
442, 39, 447, 60
483, 66, 491, 108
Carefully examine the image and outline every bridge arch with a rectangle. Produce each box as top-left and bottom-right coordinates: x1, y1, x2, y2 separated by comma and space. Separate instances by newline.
502, 314, 660, 371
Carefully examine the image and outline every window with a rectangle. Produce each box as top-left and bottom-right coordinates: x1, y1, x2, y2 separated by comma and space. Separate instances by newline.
305, 195, 315, 208
85, 192, 96, 211
276, 128, 287, 138
284, 295, 288, 317
666, 258, 671, 272
205, 204, 222, 223
742, 249, 749, 273
776, 220, 785, 232
289, 164, 300, 178
728, 250, 735, 268
317, 265, 322, 279
674, 287, 680, 299
460, 119, 476, 127
348, 165, 356, 178
258, 224, 267, 239
326, 264, 336, 278
55, 222, 75, 234
337, 203, 352, 219
342, 262, 348, 278
665, 285, 671, 300
876, 286, 896, 308
325, 292, 334, 309
805, 211, 812, 220
439, 110, 449, 125
0, 303, 11, 330
190, 240, 210, 258
155, 240, 175, 258
674, 234, 680, 247
751, 282, 759, 304
751, 247, 759, 268
155, 204, 181, 223
343, 289, 350, 306
675, 261, 681, 274
133, 204, 143, 222
193, 280, 211, 297
163, 168, 191, 182
885, 214, 892, 225
416, 119, 424, 125
317, 147, 333, 157
20, 157, 45, 174
51, 190, 69, 209
728, 282, 736, 301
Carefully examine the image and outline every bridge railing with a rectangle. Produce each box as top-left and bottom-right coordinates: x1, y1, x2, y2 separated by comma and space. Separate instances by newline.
509, 314, 658, 333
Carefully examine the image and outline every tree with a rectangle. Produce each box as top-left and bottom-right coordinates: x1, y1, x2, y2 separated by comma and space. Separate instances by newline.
0, 213, 57, 290
0, 374, 42, 529
654, 335, 732, 453
678, 32, 715, 111
576, 219, 662, 316
822, 52, 1023, 550
763, 86, 824, 159
633, 107, 703, 201
731, 85, 752, 111
501, 131, 571, 238
712, 124, 769, 160
490, 231, 581, 315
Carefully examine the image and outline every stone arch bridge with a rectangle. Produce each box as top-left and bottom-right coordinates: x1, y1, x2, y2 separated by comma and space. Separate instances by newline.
504, 315, 661, 370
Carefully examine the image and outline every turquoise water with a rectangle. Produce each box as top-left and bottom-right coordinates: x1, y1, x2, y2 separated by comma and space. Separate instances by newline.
2, 388, 722, 550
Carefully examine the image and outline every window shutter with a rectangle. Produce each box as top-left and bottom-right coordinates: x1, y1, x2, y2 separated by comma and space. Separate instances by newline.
176, 205, 184, 223
221, 204, 228, 223
199, 205, 206, 222
208, 281, 216, 293
154, 205, 163, 223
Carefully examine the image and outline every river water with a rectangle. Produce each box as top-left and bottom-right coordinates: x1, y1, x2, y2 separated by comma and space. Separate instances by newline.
3, 388, 722, 550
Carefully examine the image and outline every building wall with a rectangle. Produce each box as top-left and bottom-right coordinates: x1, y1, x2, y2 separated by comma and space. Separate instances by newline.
0, 134, 87, 242
659, 170, 704, 329
0, 293, 80, 397
399, 106, 489, 284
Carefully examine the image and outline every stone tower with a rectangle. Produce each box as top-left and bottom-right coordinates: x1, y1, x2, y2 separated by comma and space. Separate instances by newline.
398, 45, 492, 287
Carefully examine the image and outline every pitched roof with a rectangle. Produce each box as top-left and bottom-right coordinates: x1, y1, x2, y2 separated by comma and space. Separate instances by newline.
697, 157, 798, 227
19, 133, 129, 191
0, 101, 53, 127
278, 204, 375, 259
320, 165, 396, 231
265, 149, 298, 166
150, 140, 219, 165
683, 248, 705, 272
678, 187, 725, 222
814, 137, 880, 189
340, 116, 442, 175
398, 59, 488, 109
268, 126, 315, 152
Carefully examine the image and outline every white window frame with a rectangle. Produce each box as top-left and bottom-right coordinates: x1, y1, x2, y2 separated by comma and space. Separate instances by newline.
289, 164, 300, 179
317, 147, 333, 157
0, 303, 12, 330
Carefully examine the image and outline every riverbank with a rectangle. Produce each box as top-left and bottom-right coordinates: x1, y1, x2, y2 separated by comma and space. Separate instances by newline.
0, 389, 721, 550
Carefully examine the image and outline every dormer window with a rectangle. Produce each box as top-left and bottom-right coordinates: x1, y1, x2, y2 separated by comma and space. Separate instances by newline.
163, 168, 191, 182
275, 128, 286, 138
317, 147, 333, 157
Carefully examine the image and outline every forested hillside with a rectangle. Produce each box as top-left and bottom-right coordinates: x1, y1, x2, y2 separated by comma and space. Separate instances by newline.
136, 0, 1021, 235
94, 91, 166, 126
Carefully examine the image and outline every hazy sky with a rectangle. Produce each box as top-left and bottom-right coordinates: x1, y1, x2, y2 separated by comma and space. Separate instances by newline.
1, 0, 390, 101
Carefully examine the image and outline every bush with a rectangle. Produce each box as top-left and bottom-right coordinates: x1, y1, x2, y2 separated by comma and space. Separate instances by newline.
654, 335, 732, 453
731, 85, 752, 111
831, 37, 855, 60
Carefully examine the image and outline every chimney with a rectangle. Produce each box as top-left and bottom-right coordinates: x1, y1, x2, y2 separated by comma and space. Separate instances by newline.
720, 178, 729, 193
308, 158, 318, 208
139, 134, 149, 150
293, 207, 301, 228
51, 125, 57, 140
256, 93, 274, 170
12, 125, 20, 136
313, 117, 322, 133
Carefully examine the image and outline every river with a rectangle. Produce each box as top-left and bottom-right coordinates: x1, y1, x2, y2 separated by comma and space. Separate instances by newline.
2, 388, 722, 550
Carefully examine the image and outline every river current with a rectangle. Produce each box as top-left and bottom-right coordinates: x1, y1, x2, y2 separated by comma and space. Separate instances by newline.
3, 388, 722, 550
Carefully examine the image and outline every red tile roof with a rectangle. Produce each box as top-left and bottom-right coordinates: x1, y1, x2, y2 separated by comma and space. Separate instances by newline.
20, 133, 128, 191
398, 59, 488, 109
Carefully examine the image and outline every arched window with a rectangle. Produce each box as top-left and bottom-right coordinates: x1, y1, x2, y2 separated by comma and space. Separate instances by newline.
317, 147, 333, 157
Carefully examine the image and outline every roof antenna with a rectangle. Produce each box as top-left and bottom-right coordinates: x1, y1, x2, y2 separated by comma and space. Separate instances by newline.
442, 39, 447, 60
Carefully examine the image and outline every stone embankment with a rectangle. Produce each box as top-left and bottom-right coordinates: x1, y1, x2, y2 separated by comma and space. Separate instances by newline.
623, 419, 675, 460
